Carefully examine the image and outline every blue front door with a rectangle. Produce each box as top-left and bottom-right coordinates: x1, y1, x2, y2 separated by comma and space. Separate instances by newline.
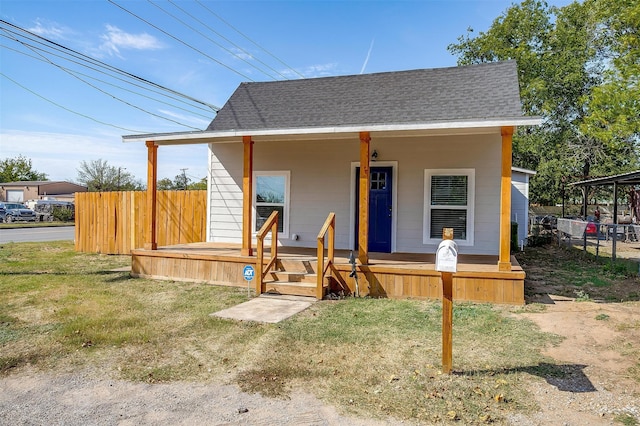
355, 166, 393, 253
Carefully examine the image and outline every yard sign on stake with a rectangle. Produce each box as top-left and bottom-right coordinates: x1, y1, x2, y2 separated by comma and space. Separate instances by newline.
435, 228, 457, 374
243, 265, 255, 298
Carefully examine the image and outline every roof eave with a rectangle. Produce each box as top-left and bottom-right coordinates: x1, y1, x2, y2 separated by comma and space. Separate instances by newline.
570, 170, 640, 187
122, 117, 542, 145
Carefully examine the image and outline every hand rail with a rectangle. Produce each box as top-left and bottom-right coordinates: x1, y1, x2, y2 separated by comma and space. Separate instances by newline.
316, 212, 335, 300
256, 210, 279, 296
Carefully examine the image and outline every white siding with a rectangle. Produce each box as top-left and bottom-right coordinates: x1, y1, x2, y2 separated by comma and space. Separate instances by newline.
511, 171, 530, 246
207, 132, 504, 255
208, 146, 243, 243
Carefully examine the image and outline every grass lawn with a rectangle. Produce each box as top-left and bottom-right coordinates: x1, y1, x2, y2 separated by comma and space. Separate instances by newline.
0, 240, 618, 424
0, 221, 73, 229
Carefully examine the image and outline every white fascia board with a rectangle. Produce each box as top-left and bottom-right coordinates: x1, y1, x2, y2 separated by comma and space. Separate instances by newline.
122, 117, 542, 145
511, 166, 537, 176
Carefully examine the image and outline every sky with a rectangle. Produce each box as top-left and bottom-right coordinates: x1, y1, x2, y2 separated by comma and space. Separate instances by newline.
0, 0, 574, 185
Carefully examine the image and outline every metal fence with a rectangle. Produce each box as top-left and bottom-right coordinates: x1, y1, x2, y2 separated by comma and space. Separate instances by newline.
556, 218, 640, 264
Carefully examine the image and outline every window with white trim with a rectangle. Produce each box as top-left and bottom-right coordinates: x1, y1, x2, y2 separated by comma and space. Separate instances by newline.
424, 169, 474, 245
253, 171, 290, 237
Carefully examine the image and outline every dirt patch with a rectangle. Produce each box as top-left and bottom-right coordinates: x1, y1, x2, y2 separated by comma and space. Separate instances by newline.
508, 297, 640, 425
510, 243, 640, 424
0, 368, 391, 426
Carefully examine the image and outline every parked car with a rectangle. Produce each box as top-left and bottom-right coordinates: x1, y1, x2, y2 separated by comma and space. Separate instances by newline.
0, 203, 5, 223
1, 202, 37, 222
583, 215, 610, 239
584, 216, 598, 237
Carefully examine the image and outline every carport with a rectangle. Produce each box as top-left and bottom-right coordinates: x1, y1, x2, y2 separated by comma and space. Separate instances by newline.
570, 170, 640, 260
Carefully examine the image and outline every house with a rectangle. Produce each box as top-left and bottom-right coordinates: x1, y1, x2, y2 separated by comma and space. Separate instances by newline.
0, 181, 87, 203
123, 61, 541, 304
511, 167, 537, 247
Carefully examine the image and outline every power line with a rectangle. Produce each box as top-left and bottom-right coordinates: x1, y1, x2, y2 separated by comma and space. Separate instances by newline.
0, 19, 219, 112
148, 0, 280, 80
3, 30, 204, 130
1, 19, 221, 132
195, 0, 305, 79
1, 39, 212, 123
1, 72, 149, 133
0, 36, 213, 117
108, 0, 255, 81
166, 0, 291, 80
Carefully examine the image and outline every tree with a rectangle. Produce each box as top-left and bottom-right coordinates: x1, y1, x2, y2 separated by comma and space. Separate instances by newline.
156, 174, 206, 190
583, 0, 640, 154
157, 178, 176, 190
0, 155, 47, 182
448, 0, 639, 205
76, 159, 142, 192
188, 177, 207, 190
174, 170, 190, 190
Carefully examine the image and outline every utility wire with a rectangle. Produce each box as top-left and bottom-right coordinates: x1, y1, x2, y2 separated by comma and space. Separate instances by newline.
0, 30, 213, 115
195, 0, 305, 79
0, 40, 213, 120
166, 0, 291, 80
1, 72, 149, 133
148, 0, 279, 80
108, 0, 255, 81
5, 31, 204, 130
0, 19, 219, 112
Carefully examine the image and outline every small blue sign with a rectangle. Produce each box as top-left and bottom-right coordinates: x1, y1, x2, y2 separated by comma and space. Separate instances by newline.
243, 265, 255, 281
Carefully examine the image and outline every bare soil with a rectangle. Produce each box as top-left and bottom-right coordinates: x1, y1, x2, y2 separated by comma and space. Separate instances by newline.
510, 243, 640, 425
508, 297, 640, 425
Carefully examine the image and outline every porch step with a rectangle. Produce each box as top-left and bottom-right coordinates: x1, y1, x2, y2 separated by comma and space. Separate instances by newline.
262, 256, 327, 298
276, 257, 317, 274
263, 280, 326, 298
269, 270, 318, 284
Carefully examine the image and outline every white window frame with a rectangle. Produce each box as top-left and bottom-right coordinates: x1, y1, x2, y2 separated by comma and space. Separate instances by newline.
423, 169, 475, 246
252, 171, 290, 238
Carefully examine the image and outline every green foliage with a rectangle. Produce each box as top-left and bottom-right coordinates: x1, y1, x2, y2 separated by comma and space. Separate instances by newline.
52, 206, 74, 222
448, 0, 640, 205
157, 175, 207, 190
527, 234, 553, 247
0, 155, 47, 183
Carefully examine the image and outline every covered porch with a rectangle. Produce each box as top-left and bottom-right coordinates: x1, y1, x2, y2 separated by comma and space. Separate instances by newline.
131, 242, 525, 305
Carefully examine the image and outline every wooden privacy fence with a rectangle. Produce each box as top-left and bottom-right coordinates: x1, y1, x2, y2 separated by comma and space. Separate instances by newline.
75, 190, 207, 254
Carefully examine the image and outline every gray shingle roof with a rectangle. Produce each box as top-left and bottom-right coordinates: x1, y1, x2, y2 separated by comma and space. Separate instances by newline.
208, 61, 523, 132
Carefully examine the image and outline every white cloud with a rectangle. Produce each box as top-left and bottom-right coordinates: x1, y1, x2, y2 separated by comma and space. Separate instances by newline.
280, 63, 339, 79
99, 25, 164, 57
27, 19, 72, 40
230, 47, 253, 61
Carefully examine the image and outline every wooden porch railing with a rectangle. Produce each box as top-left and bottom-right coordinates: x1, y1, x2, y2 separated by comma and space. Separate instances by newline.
316, 212, 336, 300
255, 210, 279, 296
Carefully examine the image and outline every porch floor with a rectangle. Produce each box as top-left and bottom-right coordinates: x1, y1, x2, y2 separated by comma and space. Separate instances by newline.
131, 243, 525, 305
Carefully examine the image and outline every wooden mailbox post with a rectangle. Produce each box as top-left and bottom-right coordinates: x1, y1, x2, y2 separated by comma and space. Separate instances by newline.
436, 228, 457, 374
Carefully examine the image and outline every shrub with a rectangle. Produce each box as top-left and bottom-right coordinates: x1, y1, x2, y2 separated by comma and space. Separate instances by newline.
52, 206, 74, 222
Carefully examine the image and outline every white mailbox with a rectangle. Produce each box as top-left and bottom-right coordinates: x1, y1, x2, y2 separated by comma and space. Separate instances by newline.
436, 240, 458, 273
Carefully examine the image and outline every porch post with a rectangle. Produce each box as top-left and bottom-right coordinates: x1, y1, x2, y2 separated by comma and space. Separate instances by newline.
144, 141, 158, 250
498, 126, 514, 271
242, 136, 254, 256
358, 131, 370, 264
